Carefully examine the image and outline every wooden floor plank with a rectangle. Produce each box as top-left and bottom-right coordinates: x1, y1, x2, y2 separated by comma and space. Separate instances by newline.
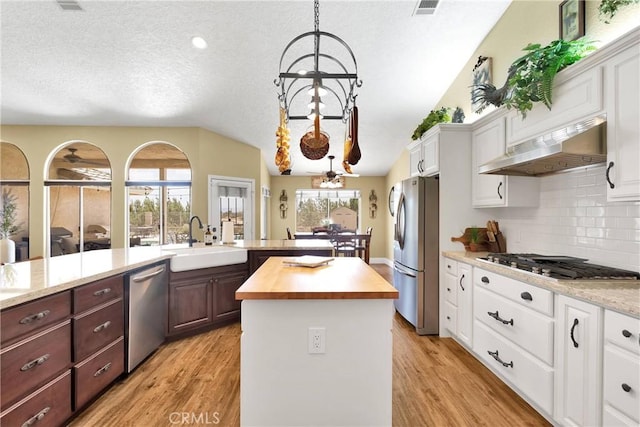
70, 264, 550, 427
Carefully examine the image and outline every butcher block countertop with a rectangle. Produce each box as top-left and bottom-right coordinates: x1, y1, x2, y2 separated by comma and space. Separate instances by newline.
443, 251, 640, 318
0, 247, 172, 310
231, 239, 335, 250
236, 257, 398, 300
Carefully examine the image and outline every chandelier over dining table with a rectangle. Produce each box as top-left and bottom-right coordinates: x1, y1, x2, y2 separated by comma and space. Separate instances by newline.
274, 0, 362, 123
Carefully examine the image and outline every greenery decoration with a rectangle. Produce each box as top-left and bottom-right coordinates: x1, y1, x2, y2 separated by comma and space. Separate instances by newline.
411, 107, 451, 140
598, 0, 639, 23
0, 188, 21, 239
471, 38, 595, 118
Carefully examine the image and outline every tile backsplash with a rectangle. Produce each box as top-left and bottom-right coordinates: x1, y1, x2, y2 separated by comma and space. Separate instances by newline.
493, 164, 640, 272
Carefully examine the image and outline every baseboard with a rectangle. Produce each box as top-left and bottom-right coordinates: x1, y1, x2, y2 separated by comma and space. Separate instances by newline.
371, 257, 392, 266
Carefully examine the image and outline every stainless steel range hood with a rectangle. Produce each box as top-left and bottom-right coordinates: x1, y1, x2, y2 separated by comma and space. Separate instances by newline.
479, 115, 607, 177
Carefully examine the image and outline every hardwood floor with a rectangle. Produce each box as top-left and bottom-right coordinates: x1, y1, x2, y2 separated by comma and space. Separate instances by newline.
71, 264, 550, 427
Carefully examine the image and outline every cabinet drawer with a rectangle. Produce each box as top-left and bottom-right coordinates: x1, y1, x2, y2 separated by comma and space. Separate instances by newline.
605, 310, 640, 355
1, 291, 71, 345
0, 370, 72, 427
73, 299, 123, 362
474, 267, 553, 316
74, 275, 123, 314
474, 320, 554, 414
603, 404, 639, 427
443, 301, 457, 335
74, 337, 124, 410
604, 345, 640, 422
444, 259, 457, 276
444, 272, 457, 305
474, 286, 554, 365
0, 321, 71, 410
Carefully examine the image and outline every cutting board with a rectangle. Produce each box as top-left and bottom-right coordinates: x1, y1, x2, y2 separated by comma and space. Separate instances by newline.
451, 228, 489, 252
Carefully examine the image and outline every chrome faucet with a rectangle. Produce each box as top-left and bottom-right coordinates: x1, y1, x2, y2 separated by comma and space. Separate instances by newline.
188, 215, 204, 247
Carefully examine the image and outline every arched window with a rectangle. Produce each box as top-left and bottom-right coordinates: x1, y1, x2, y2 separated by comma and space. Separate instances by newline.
0, 142, 30, 261
46, 142, 111, 257
126, 143, 191, 246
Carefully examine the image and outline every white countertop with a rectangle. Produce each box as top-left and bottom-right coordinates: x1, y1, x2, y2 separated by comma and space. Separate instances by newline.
0, 247, 173, 310
443, 251, 640, 318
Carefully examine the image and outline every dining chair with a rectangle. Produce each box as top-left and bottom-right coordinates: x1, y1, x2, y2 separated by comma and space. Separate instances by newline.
286, 227, 293, 240
355, 227, 372, 264
333, 234, 357, 258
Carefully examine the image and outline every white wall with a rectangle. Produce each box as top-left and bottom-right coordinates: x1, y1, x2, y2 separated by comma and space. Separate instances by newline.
493, 165, 639, 272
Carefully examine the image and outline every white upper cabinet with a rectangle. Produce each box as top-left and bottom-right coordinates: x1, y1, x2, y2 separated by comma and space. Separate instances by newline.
408, 130, 440, 177
505, 66, 603, 147
605, 39, 640, 201
471, 117, 539, 207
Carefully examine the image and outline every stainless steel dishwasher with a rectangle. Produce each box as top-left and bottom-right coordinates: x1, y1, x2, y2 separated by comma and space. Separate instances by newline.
125, 262, 168, 373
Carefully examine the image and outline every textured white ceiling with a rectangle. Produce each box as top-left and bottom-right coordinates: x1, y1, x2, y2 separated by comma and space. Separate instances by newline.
0, 0, 511, 176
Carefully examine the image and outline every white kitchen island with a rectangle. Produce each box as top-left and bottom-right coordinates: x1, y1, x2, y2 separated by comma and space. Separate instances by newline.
235, 257, 398, 426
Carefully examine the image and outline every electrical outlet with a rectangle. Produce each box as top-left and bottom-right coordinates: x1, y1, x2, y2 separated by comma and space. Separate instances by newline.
308, 327, 326, 354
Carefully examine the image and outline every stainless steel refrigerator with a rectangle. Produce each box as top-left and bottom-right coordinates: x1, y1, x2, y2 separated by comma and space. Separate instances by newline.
393, 176, 439, 335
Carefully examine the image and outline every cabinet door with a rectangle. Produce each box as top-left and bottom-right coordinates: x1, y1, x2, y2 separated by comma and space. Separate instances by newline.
421, 132, 439, 176
456, 263, 473, 347
472, 119, 506, 207
408, 141, 424, 177
213, 271, 248, 321
606, 43, 640, 201
168, 276, 213, 335
554, 295, 603, 427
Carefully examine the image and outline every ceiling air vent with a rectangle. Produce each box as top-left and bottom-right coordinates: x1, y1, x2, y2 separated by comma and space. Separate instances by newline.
413, 0, 439, 15
56, 0, 83, 11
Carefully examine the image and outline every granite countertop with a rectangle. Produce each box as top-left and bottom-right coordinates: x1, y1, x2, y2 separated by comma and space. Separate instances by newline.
231, 239, 335, 250
443, 251, 640, 318
236, 257, 398, 300
0, 247, 173, 310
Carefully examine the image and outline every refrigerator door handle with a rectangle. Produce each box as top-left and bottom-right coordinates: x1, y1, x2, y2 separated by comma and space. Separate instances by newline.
393, 264, 417, 278
396, 192, 406, 250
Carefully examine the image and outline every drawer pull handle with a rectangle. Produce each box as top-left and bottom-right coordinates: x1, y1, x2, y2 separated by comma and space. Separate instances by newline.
19, 310, 51, 325
94, 362, 112, 377
446, 316, 451, 320
447, 264, 452, 269
520, 292, 532, 301
621, 383, 631, 393
20, 354, 50, 371
481, 276, 490, 284
487, 310, 514, 326
570, 318, 579, 348
93, 288, 112, 296
459, 274, 465, 291
497, 181, 503, 200
487, 350, 513, 368
621, 329, 632, 338
446, 287, 451, 292
93, 320, 112, 333
21, 406, 50, 427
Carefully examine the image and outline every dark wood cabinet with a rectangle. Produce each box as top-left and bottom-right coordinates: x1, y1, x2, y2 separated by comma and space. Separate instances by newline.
168, 263, 249, 338
73, 337, 125, 409
248, 249, 333, 275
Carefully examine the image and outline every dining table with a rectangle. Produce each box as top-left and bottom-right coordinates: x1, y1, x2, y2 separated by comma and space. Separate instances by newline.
293, 232, 371, 263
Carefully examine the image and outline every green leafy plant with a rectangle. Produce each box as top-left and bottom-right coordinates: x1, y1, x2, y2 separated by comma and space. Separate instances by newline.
599, 0, 639, 23
0, 188, 21, 239
411, 107, 451, 140
472, 39, 595, 118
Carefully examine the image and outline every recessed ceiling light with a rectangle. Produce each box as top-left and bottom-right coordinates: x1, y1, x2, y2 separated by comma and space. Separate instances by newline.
191, 36, 208, 49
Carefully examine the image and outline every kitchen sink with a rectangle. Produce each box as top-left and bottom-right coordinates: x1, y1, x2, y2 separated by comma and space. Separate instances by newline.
161, 244, 248, 272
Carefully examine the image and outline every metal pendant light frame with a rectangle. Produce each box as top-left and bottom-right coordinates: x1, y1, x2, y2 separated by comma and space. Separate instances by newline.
274, 0, 362, 123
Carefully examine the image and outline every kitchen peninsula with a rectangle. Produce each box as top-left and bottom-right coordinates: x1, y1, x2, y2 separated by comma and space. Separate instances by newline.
235, 257, 398, 426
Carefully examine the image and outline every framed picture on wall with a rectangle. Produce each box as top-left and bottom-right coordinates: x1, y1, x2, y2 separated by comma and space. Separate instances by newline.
559, 0, 585, 41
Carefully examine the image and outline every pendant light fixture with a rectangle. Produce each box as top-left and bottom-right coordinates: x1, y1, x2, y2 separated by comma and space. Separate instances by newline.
274, 0, 362, 124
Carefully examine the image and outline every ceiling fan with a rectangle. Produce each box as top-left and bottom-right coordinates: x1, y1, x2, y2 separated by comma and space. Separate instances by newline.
311, 155, 360, 179
61, 148, 108, 167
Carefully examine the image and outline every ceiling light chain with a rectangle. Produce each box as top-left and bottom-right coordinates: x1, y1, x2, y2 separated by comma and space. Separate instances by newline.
274, 0, 362, 124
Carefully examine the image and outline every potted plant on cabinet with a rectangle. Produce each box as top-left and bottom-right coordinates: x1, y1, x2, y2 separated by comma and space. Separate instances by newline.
0, 188, 21, 264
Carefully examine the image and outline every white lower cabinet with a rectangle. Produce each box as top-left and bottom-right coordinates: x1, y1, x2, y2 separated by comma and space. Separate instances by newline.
602, 310, 640, 425
472, 266, 555, 418
555, 294, 603, 427
474, 320, 554, 414
456, 263, 473, 347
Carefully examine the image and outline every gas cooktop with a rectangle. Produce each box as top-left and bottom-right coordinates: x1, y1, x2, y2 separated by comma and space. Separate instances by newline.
477, 253, 640, 280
